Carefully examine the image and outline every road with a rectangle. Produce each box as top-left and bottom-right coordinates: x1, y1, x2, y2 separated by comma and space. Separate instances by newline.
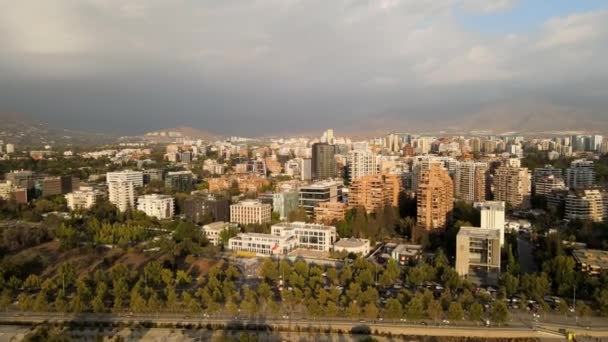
1, 311, 607, 339
517, 235, 538, 274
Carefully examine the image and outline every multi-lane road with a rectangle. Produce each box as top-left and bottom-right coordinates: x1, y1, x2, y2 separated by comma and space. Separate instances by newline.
1, 311, 607, 339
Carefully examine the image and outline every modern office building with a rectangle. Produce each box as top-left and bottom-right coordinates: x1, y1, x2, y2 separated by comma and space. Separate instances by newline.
230, 200, 272, 225
165, 170, 194, 192
417, 164, 454, 231
456, 227, 501, 285
493, 165, 531, 209
107, 170, 143, 212
40, 176, 76, 197
272, 191, 299, 220
476, 201, 506, 246
454, 161, 488, 203
271, 222, 337, 252
348, 174, 402, 213
314, 202, 347, 224
182, 193, 230, 223
311, 143, 336, 180
347, 150, 378, 182
65, 185, 105, 211
299, 179, 344, 216
228, 232, 298, 256
137, 194, 175, 220
565, 189, 606, 222
566, 160, 595, 189
142, 169, 163, 184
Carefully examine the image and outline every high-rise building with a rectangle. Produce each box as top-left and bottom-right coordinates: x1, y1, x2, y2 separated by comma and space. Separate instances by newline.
5, 144, 14, 154
273, 191, 299, 220
312, 143, 336, 180
566, 159, 595, 189
347, 150, 378, 182
107, 170, 143, 212
532, 166, 563, 194
4, 170, 35, 190
493, 165, 531, 209
183, 193, 230, 223
230, 200, 272, 225
385, 133, 401, 153
40, 176, 76, 197
299, 179, 344, 216
456, 227, 501, 285
65, 185, 105, 211
301, 158, 312, 181
454, 161, 488, 203
348, 174, 402, 213
601, 140, 608, 154
417, 164, 454, 231
476, 201, 506, 246
165, 170, 194, 192
565, 189, 606, 222
137, 194, 175, 220
535, 175, 567, 196
591, 135, 604, 151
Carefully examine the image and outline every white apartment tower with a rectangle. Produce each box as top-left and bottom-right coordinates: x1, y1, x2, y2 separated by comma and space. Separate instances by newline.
137, 194, 175, 220
106, 170, 143, 212
347, 150, 378, 182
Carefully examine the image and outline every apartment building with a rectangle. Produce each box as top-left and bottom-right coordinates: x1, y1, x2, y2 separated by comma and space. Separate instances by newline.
454, 161, 488, 203
65, 185, 105, 211
107, 170, 143, 212
230, 200, 272, 225
417, 164, 454, 231
493, 165, 531, 209
347, 150, 378, 182
532, 166, 563, 195
312, 143, 336, 180
137, 194, 175, 220
566, 159, 595, 189
314, 202, 347, 224
348, 174, 402, 213
565, 189, 606, 222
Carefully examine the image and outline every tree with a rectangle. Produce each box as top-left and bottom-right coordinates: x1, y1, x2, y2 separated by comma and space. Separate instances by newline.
57, 262, 76, 292
259, 258, 279, 283
406, 295, 424, 321
33, 291, 49, 312
385, 298, 403, 320
176, 270, 192, 286
23, 274, 42, 291
447, 302, 464, 321
144, 261, 163, 286
490, 301, 509, 325
0, 290, 12, 311
54, 290, 69, 312
427, 299, 443, 322
363, 302, 378, 320
347, 302, 361, 319
500, 273, 520, 297
469, 302, 484, 322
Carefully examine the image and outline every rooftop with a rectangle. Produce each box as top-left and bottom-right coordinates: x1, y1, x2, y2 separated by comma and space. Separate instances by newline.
334, 238, 370, 248
233, 199, 270, 207
457, 227, 501, 239
300, 179, 344, 189
203, 221, 228, 231
273, 221, 336, 231
573, 249, 608, 270
474, 201, 505, 211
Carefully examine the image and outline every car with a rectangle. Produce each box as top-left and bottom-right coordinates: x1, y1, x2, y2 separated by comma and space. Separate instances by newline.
442, 319, 450, 324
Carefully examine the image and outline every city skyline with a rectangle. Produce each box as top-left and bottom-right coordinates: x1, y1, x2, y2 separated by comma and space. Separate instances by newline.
1, 1, 608, 135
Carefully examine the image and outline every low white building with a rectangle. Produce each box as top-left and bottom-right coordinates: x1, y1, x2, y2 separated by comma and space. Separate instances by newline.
65, 185, 105, 211
271, 221, 337, 252
202, 221, 234, 246
334, 238, 370, 255
137, 194, 174, 220
228, 232, 298, 256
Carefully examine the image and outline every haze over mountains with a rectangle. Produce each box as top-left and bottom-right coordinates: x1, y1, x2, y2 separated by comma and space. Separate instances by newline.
3, 98, 606, 144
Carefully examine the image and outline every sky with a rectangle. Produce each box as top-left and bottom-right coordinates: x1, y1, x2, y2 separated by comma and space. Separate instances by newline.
1, 0, 607, 136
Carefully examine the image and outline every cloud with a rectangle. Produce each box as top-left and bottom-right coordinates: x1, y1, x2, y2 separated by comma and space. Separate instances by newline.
460, 0, 517, 13
0, 1, 606, 134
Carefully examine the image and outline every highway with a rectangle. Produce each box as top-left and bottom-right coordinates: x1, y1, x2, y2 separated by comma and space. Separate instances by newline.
1, 311, 607, 339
